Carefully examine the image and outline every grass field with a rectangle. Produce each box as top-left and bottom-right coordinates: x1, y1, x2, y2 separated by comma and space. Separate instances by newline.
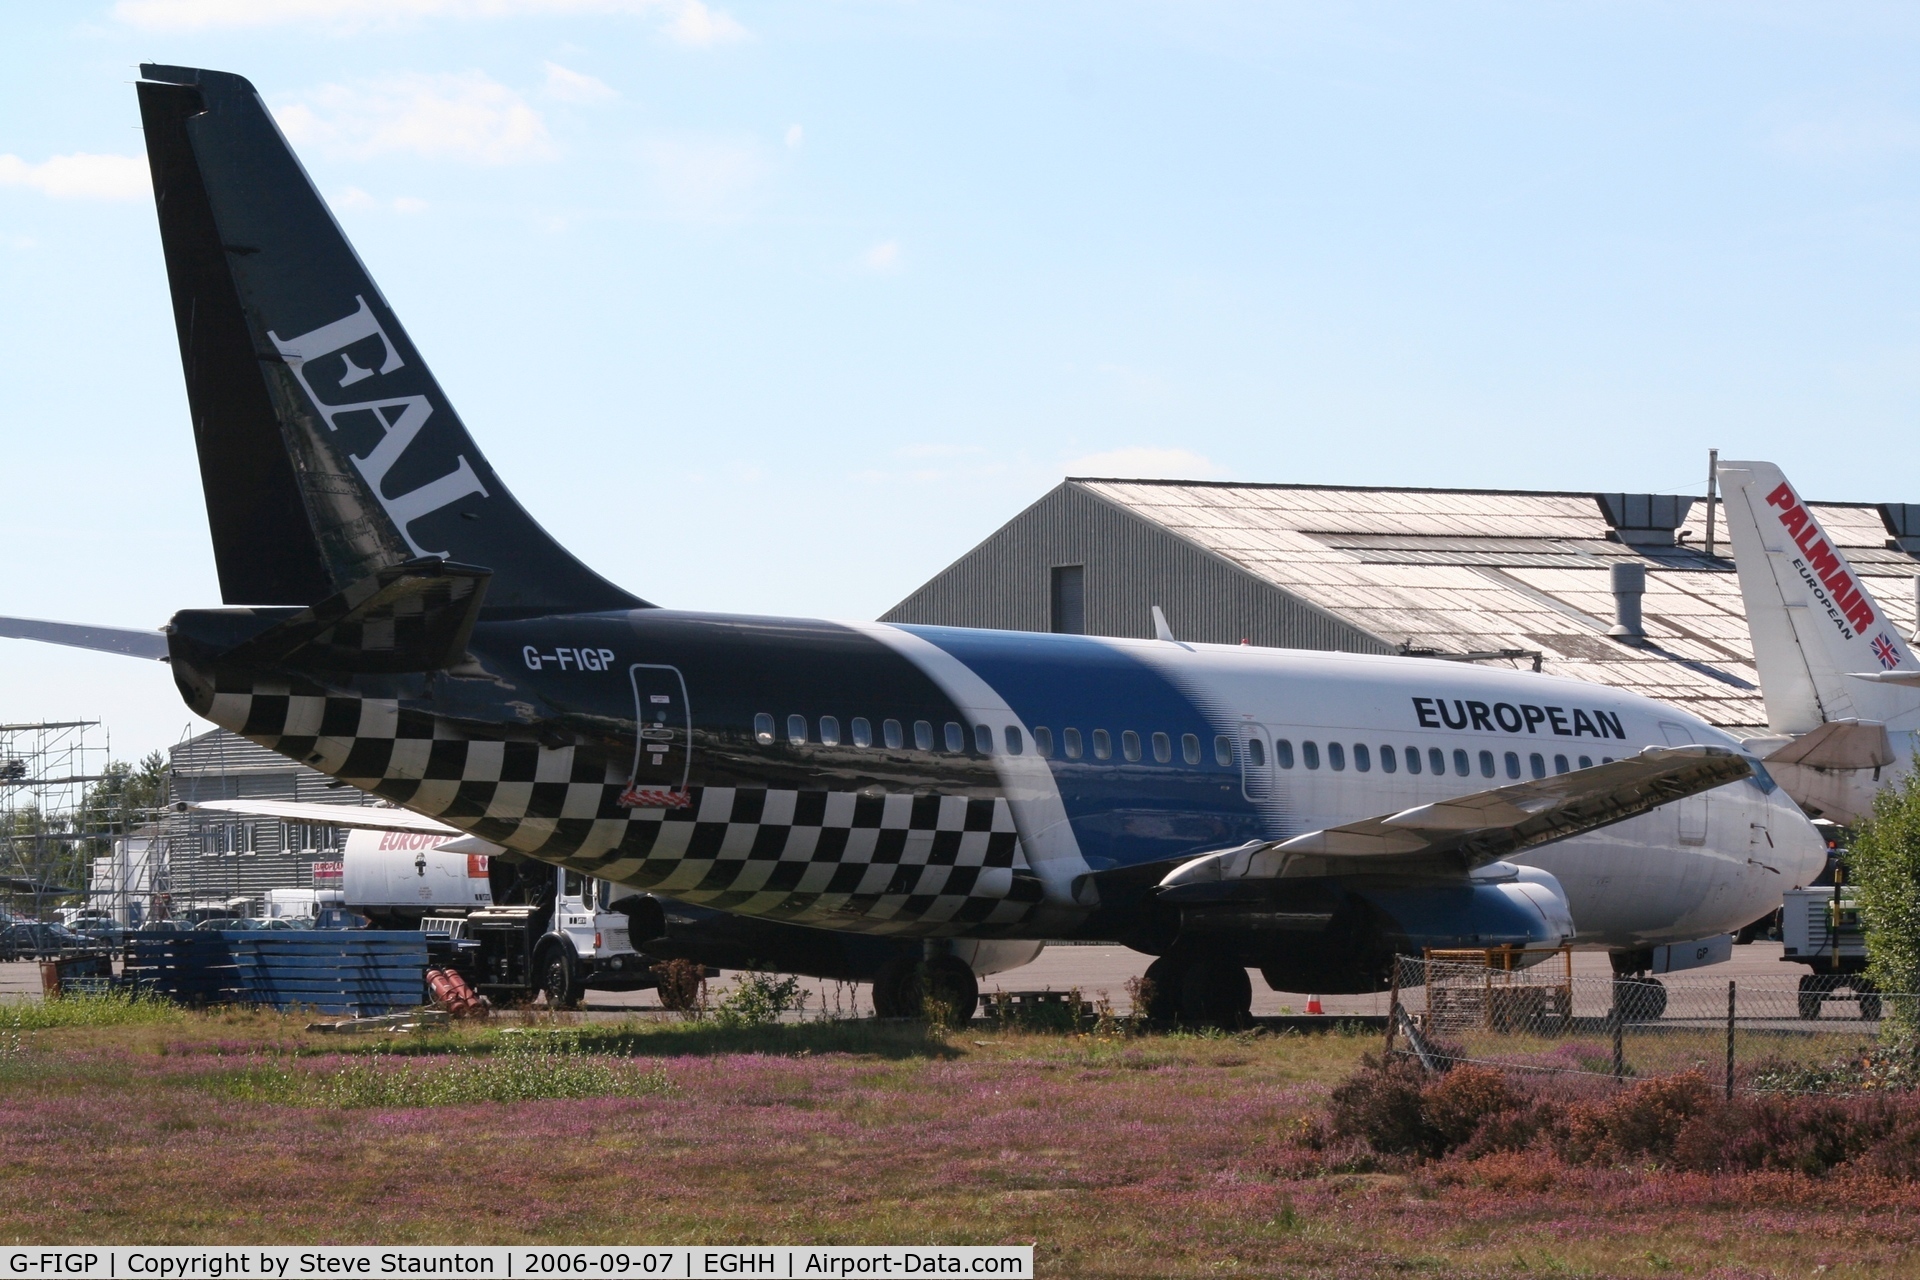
3, 999, 1919, 1278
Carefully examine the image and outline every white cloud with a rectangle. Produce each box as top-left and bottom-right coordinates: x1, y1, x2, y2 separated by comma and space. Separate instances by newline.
1774, 107, 1920, 160
0, 153, 148, 200
115, 0, 748, 45
663, 0, 746, 46
1063, 446, 1224, 480
640, 135, 770, 221
784, 124, 804, 150
862, 239, 901, 272
277, 73, 554, 164
543, 61, 617, 104
334, 186, 430, 214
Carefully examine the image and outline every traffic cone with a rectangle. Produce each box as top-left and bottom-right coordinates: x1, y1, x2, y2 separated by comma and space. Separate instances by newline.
1306, 995, 1324, 1015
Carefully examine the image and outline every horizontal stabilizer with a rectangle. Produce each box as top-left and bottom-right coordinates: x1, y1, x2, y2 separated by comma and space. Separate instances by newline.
0, 617, 168, 660
218, 558, 488, 673
1762, 718, 1894, 770
1159, 745, 1751, 889
1851, 670, 1920, 687
185, 798, 458, 835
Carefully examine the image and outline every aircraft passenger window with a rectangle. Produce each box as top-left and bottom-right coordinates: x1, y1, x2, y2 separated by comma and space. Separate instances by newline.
1505, 751, 1520, 780
1303, 741, 1320, 770
1122, 730, 1142, 762
974, 723, 993, 754
851, 717, 872, 748
819, 716, 841, 747
1405, 746, 1421, 775
1272, 739, 1291, 769
945, 722, 965, 753
1578, 755, 1593, 770
1429, 747, 1446, 775
1453, 748, 1469, 777
1004, 726, 1024, 755
1379, 744, 1396, 774
787, 714, 808, 746
754, 713, 774, 745
1035, 727, 1054, 757
1554, 754, 1570, 775
1152, 732, 1172, 763
1602, 756, 1615, 764
1093, 729, 1113, 760
1529, 752, 1546, 779
914, 720, 934, 751
1182, 733, 1201, 765
1250, 737, 1269, 768
1065, 728, 1084, 759
1214, 735, 1232, 767
884, 719, 904, 750
1328, 742, 1345, 771
1479, 750, 1494, 778
1354, 744, 1371, 772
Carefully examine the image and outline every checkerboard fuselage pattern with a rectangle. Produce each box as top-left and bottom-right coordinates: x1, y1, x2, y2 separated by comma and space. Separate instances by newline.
204, 674, 1041, 935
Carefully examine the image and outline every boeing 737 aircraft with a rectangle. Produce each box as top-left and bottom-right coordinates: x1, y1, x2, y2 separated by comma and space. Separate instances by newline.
1718, 460, 1920, 826
0, 66, 1825, 1022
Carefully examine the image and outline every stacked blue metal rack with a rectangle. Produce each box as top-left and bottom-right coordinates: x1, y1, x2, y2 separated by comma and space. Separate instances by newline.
124, 931, 427, 1016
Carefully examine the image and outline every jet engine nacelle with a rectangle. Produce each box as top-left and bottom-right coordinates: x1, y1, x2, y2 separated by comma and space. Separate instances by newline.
1168, 864, 1574, 995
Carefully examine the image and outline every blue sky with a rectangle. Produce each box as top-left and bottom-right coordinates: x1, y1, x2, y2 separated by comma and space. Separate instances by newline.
5, 1, 1920, 760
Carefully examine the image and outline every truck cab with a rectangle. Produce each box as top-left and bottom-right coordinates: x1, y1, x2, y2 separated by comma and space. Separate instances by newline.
459, 856, 648, 1008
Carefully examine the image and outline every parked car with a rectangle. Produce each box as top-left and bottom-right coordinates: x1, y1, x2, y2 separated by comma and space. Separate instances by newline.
72, 921, 129, 950
0, 922, 92, 961
191, 917, 247, 932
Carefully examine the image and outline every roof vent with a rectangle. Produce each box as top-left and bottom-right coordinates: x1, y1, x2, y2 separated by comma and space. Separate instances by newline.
1607, 562, 1646, 642
1596, 494, 1696, 547
1880, 503, 1920, 555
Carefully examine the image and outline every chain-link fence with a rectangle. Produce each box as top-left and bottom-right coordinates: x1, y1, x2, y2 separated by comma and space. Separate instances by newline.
1387, 952, 1915, 1095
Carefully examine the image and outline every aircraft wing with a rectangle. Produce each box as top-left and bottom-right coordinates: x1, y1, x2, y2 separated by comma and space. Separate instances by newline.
0, 616, 168, 660
1160, 745, 1751, 890
183, 798, 460, 836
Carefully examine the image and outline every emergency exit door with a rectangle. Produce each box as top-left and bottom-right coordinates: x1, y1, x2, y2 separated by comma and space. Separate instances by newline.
620, 664, 692, 808
1659, 722, 1709, 846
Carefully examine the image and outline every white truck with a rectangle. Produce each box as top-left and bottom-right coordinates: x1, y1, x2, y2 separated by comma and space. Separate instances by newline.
337, 827, 649, 1008
1780, 883, 1878, 1019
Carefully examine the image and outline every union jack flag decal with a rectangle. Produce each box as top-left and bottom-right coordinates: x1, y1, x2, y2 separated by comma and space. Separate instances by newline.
1873, 633, 1901, 669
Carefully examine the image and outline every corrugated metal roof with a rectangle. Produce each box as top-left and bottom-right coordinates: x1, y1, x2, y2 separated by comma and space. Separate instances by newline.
1075, 479, 1920, 735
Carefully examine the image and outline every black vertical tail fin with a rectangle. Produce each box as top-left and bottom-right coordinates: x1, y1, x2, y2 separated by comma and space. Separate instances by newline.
136, 64, 643, 613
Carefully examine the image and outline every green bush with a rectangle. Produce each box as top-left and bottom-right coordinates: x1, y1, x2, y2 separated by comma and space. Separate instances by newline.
0, 989, 181, 1030
1844, 754, 1920, 1034
710, 971, 807, 1028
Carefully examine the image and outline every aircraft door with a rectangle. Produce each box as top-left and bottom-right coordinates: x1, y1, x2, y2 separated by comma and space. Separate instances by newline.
1241, 723, 1273, 803
1660, 722, 1709, 846
621, 664, 693, 808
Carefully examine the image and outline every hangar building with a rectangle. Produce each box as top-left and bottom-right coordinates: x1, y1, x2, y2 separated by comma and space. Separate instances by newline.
882, 478, 1920, 736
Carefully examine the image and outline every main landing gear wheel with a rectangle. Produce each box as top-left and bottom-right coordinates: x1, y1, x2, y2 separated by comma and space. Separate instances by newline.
1612, 977, 1667, 1022
1142, 951, 1253, 1027
539, 949, 582, 1011
871, 955, 978, 1027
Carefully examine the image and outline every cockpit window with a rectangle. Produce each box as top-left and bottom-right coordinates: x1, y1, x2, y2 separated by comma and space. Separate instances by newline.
1746, 757, 1780, 795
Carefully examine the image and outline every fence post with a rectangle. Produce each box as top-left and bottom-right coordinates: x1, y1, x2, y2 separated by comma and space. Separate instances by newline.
1610, 989, 1625, 1083
1385, 961, 1401, 1056
1725, 979, 1736, 1100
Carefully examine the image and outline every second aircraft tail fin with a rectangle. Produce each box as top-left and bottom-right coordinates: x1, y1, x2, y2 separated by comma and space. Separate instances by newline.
1717, 459, 1918, 732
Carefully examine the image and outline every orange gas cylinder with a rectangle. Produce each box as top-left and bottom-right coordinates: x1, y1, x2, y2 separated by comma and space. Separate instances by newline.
427, 966, 486, 1018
